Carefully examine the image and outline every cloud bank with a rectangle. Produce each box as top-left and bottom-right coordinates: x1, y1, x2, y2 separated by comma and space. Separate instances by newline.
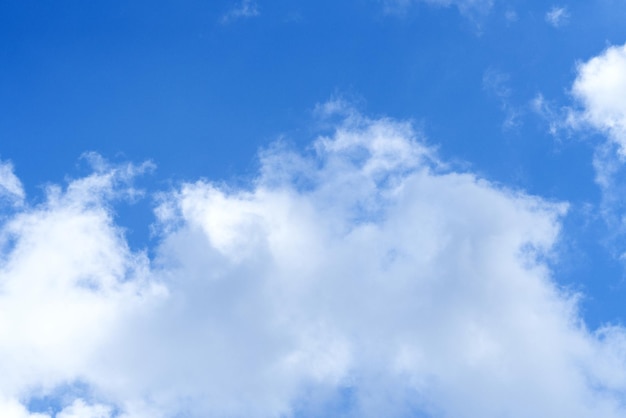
2, 106, 626, 417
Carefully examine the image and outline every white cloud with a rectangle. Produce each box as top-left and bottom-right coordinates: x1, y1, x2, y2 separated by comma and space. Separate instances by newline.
565, 43, 626, 232
0, 160, 24, 206
0, 398, 50, 418
545, 6, 570, 28
0, 162, 166, 415
570, 43, 626, 156
221, 0, 259, 24
56, 400, 112, 418
2, 106, 626, 417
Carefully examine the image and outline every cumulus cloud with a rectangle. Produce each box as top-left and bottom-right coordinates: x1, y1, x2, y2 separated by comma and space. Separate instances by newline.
221, 0, 259, 24
570, 43, 626, 155
0, 160, 165, 417
563, 42, 626, 230
545, 6, 570, 28
2, 106, 626, 417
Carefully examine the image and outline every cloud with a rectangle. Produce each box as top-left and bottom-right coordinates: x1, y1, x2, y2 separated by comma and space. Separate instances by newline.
531, 93, 564, 136
483, 68, 522, 130
504, 9, 518, 23
0, 160, 165, 416
570, 43, 626, 156
545, 6, 570, 28
383, 0, 494, 18
0, 160, 24, 206
221, 0, 259, 24
56, 400, 112, 418
565, 43, 626, 233
3, 106, 626, 417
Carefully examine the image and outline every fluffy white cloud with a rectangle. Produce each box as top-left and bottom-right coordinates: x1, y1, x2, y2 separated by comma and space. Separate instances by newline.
2, 107, 626, 417
0, 161, 165, 415
571, 43, 626, 155
566, 43, 626, 229
56, 400, 112, 418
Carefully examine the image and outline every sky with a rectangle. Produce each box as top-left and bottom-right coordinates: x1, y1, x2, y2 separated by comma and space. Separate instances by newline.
4, 0, 626, 417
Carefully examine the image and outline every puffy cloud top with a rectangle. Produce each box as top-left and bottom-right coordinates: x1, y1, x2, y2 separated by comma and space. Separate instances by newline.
572, 43, 626, 155
2, 109, 626, 417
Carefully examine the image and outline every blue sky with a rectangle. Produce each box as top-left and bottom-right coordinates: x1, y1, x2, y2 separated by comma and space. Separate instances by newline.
4, 1, 626, 417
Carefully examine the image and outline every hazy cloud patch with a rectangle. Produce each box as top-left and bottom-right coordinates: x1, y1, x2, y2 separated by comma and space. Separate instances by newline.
545, 6, 570, 28
221, 0, 260, 24
483, 68, 523, 130
383, 0, 494, 18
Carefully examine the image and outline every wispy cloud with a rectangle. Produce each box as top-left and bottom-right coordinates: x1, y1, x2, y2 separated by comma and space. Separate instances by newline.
483, 68, 523, 130
504, 9, 518, 23
221, 0, 259, 24
545, 6, 570, 28
0, 159, 24, 206
531, 93, 570, 137
383, 0, 495, 18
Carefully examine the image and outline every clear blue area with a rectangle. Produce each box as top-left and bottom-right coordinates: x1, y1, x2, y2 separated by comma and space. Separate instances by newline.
3, 0, 626, 414
26, 381, 99, 416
